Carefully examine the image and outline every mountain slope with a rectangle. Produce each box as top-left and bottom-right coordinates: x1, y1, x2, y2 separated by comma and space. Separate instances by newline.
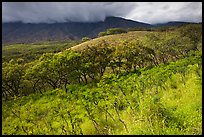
2, 16, 152, 45
2, 54, 202, 135
3, 16, 200, 45
153, 21, 194, 27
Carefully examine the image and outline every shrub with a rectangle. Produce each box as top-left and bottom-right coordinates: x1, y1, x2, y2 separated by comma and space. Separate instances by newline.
98, 28, 127, 37
81, 37, 91, 42
98, 32, 107, 37
106, 28, 127, 35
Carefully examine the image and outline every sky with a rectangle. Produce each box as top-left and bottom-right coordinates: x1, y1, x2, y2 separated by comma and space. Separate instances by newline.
2, 2, 202, 24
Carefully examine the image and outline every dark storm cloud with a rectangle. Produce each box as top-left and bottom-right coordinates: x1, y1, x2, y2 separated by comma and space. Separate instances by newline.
2, 2, 202, 24
2, 2, 136, 23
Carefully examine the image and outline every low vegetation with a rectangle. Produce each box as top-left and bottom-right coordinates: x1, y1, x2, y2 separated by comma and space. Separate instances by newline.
2, 24, 202, 135
2, 53, 202, 135
98, 28, 127, 37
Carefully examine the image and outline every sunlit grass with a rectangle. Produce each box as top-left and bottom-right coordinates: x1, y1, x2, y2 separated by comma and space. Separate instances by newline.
2, 57, 202, 135
71, 31, 149, 51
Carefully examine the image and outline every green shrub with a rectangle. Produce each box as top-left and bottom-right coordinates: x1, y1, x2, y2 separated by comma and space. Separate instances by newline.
98, 32, 108, 37
98, 28, 127, 37
81, 37, 91, 42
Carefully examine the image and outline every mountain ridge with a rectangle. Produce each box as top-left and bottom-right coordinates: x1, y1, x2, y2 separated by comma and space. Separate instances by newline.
2, 16, 199, 45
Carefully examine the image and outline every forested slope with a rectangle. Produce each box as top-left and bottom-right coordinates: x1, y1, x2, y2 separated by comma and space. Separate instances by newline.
2, 52, 202, 135
2, 24, 202, 135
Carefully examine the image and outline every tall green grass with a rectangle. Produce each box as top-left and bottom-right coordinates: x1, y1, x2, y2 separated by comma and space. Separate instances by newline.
2, 53, 202, 135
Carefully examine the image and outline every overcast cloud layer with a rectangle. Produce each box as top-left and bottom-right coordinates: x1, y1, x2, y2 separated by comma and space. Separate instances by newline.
2, 2, 202, 24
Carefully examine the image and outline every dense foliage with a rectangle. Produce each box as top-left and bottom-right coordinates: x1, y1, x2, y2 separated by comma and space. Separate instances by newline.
98, 28, 127, 37
2, 24, 202, 135
2, 53, 202, 135
2, 24, 202, 99
81, 37, 91, 42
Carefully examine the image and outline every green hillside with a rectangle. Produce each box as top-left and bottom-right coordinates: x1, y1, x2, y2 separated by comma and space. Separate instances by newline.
2, 53, 202, 135
2, 24, 202, 135
71, 31, 148, 51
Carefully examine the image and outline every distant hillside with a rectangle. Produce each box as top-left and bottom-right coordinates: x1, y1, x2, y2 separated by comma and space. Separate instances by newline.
2, 16, 152, 45
3, 16, 200, 45
153, 21, 197, 27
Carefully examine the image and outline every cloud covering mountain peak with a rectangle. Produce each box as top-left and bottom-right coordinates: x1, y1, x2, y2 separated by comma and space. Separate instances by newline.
2, 2, 202, 24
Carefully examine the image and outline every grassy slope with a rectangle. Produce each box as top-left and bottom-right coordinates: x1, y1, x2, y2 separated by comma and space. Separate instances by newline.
2, 30, 171, 62
71, 31, 149, 51
2, 54, 202, 135
2, 31, 148, 62
2, 31, 155, 64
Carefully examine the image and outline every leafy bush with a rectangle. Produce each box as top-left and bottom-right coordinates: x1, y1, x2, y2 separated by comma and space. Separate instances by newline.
98, 28, 127, 37
98, 32, 107, 37
106, 28, 127, 35
81, 37, 91, 42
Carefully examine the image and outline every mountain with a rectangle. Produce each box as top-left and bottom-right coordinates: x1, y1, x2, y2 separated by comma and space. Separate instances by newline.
153, 21, 196, 27
2, 17, 198, 45
2, 16, 152, 45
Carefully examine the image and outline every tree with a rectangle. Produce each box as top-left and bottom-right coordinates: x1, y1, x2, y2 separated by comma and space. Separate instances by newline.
98, 32, 107, 37
80, 40, 114, 80
98, 28, 127, 37
2, 59, 26, 99
111, 46, 125, 74
144, 33, 167, 64
81, 37, 91, 42
179, 24, 202, 51
25, 50, 82, 92
106, 28, 127, 35
24, 61, 46, 94
57, 49, 82, 87
27, 53, 64, 90
94, 41, 114, 78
